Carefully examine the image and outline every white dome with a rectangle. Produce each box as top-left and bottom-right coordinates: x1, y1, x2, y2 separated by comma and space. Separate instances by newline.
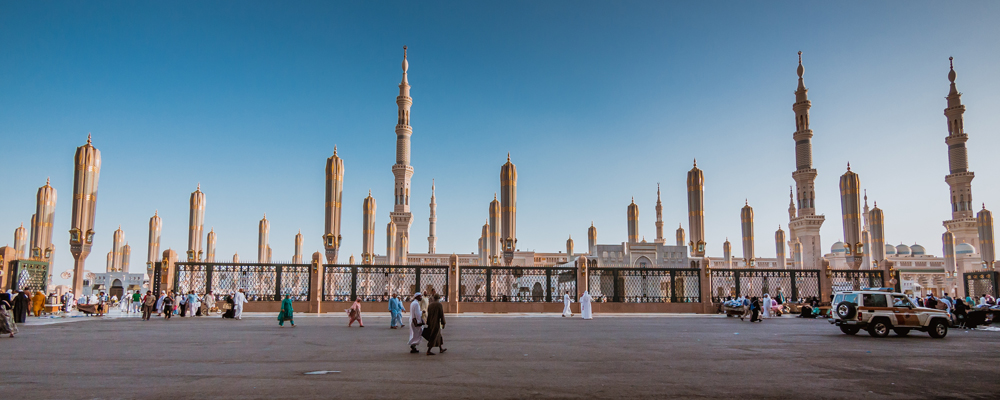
956, 243, 977, 255
896, 244, 911, 255
910, 244, 926, 256
884, 244, 896, 255
831, 241, 847, 253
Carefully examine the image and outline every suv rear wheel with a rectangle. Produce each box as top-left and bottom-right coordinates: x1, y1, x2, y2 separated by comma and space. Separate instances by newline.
867, 319, 891, 338
893, 328, 910, 336
928, 319, 948, 339
839, 325, 860, 335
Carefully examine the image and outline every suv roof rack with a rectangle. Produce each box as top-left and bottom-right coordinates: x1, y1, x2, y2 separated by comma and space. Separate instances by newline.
861, 287, 895, 292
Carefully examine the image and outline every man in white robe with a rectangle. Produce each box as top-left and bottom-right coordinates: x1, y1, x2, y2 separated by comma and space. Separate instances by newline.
233, 289, 248, 320
562, 291, 573, 317
762, 294, 771, 319
408, 293, 424, 353
580, 291, 593, 320
155, 291, 166, 316
203, 291, 216, 316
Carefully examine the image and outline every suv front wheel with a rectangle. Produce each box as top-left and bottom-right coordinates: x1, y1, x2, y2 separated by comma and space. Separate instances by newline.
928, 319, 948, 339
867, 319, 891, 338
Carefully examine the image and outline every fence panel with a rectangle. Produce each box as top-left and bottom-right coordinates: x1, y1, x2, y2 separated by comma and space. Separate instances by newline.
174, 263, 311, 301
964, 271, 999, 299
323, 265, 352, 301
588, 268, 700, 303
550, 268, 577, 302
830, 270, 884, 293
419, 266, 450, 300
710, 269, 820, 302
8, 260, 49, 292
459, 267, 488, 302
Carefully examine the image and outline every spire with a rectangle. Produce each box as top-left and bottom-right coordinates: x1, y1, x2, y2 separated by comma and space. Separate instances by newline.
154, 210, 158, 217
432, 179, 435, 192
796, 51, 806, 91
507, 152, 510, 162
693, 158, 697, 167
196, 183, 201, 191
401, 45, 409, 83
948, 57, 959, 96
87, 132, 92, 145
847, 162, 851, 171
334, 145, 337, 156
46, 177, 50, 186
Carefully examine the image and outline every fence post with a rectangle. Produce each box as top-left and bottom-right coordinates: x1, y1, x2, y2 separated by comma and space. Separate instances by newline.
415, 266, 422, 295
545, 268, 552, 302
161, 250, 177, 294
274, 265, 283, 301
612, 268, 620, 302
790, 270, 798, 300
350, 265, 358, 301
310, 252, 322, 313
670, 270, 678, 303
449, 254, 459, 313
205, 264, 214, 294
486, 267, 492, 302
819, 259, 834, 304
734, 270, 741, 299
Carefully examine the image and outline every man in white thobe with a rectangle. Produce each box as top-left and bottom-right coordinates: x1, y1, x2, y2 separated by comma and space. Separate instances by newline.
762, 294, 772, 319
580, 291, 593, 320
233, 289, 248, 320
408, 293, 424, 354
203, 291, 216, 316
562, 291, 573, 317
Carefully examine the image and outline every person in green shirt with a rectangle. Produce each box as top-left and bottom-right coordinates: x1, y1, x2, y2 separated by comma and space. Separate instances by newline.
131, 291, 142, 314
278, 295, 294, 327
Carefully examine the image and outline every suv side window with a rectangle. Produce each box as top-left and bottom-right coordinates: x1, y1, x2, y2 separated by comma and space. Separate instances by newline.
863, 294, 887, 307
892, 295, 913, 308
844, 293, 859, 305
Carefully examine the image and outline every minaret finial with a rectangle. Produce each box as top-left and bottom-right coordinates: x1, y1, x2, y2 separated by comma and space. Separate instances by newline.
797, 51, 804, 78
846, 162, 851, 171
154, 209, 158, 216
87, 132, 92, 144
368, 189, 372, 196
46, 177, 50, 185
494, 192, 497, 200
334, 145, 337, 156
948, 56, 957, 84
693, 158, 697, 167
507, 152, 510, 162
432, 179, 435, 191
745, 199, 748, 206
983, 203, 987, 210
197, 182, 200, 191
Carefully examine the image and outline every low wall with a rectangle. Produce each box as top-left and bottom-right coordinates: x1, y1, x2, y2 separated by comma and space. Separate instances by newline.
242, 301, 705, 314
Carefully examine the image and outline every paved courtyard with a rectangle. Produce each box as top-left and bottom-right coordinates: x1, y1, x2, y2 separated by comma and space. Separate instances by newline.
4, 312, 1000, 399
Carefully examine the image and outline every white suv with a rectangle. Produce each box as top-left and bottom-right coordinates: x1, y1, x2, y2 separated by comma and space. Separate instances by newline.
829, 289, 951, 339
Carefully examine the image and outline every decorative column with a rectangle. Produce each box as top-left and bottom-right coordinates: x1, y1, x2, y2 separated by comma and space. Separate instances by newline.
13, 223, 26, 260
110, 226, 124, 272
205, 229, 216, 262
310, 251, 323, 313
69, 134, 101, 295
869, 203, 886, 266
324, 146, 344, 264
489, 194, 501, 265
723, 238, 732, 267
448, 253, 459, 313
386, 222, 396, 265
775, 226, 787, 269
588, 222, 597, 256
566, 235, 574, 258
676, 224, 685, 247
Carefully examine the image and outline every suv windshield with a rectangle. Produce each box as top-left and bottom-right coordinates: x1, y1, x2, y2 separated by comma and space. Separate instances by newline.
834, 293, 859, 305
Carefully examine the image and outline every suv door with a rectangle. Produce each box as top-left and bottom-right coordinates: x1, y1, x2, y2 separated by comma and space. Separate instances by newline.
890, 295, 919, 327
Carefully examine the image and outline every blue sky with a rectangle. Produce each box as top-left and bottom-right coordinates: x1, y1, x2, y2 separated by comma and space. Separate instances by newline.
2, 1, 999, 282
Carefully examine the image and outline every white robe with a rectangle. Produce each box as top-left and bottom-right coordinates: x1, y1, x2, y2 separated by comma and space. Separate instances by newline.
762, 295, 771, 319
408, 299, 423, 346
580, 292, 593, 320
233, 292, 248, 319
562, 294, 573, 316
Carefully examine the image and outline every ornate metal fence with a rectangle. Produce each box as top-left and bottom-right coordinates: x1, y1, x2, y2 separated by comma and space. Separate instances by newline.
709, 269, 820, 303
830, 270, 884, 292
588, 268, 700, 303
8, 260, 49, 292
173, 262, 311, 301
322, 265, 449, 302
964, 271, 999, 299
458, 266, 576, 302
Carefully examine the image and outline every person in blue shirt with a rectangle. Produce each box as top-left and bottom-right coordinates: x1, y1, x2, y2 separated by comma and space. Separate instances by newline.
388, 293, 406, 329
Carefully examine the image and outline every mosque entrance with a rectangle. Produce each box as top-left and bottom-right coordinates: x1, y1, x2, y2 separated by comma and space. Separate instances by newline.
110, 279, 124, 299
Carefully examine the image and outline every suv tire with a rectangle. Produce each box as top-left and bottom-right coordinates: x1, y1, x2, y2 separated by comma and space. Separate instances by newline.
835, 301, 857, 320
839, 325, 860, 335
867, 319, 891, 338
928, 319, 948, 339
893, 328, 910, 336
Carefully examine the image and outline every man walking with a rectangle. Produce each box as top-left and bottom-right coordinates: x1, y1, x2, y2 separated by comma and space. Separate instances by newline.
388, 293, 405, 329
408, 292, 424, 354
580, 290, 593, 320
141, 290, 156, 321
562, 290, 574, 317
233, 289, 248, 320
130, 290, 142, 314
423, 294, 446, 356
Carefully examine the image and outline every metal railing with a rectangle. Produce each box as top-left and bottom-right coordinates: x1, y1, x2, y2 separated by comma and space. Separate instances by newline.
322, 265, 449, 302
830, 270, 884, 292
173, 262, 311, 301
588, 268, 701, 303
709, 269, 819, 303
964, 271, 999, 299
458, 266, 577, 302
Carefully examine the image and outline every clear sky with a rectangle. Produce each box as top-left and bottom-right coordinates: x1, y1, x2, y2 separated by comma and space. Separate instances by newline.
2, 1, 999, 283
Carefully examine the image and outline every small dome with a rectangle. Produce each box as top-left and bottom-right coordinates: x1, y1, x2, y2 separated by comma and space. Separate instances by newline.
910, 244, 926, 256
884, 244, 896, 255
831, 241, 847, 254
956, 243, 977, 255
895, 243, 911, 255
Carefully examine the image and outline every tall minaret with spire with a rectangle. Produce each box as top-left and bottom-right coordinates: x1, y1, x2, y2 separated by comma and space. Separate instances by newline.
147, 211, 161, 277
206, 229, 216, 262
654, 184, 664, 243
32, 178, 57, 261
390, 46, 415, 265
500, 154, 518, 265
687, 159, 706, 258
840, 164, 863, 269
741, 201, 755, 267
69, 134, 101, 294
788, 52, 825, 270
293, 230, 303, 264
258, 214, 269, 263
588, 222, 597, 256
942, 57, 979, 250
109, 226, 124, 272
428, 180, 437, 254
775, 226, 787, 269
386, 222, 396, 265
489, 194, 501, 265
13, 223, 26, 260
362, 191, 376, 265
188, 184, 205, 261
324, 146, 344, 264
627, 198, 639, 244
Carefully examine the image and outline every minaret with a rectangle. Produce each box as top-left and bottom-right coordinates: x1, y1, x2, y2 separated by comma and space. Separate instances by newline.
588, 222, 597, 256
110, 226, 124, 272
29, 214, 36, 255
187, 184, 206, 261
147, 211, 161, 277
390, 46, 415, 266
362, 191, 376, 265
349, 254, 355, 265
489, 194, 501, 265
233, 253, 239, 263
840, 164, 863, 268
627, 197, 639, 243
121, 242, 131, 272
566, 235, 574, 258
741, 201, 755, 267
428, 180, 437, 254
654, 184, 664, 243
676, 224, 685, 247
723, 238, 732, 266
943, 229, 957, 276
861, 191, 872, 269
500, 154, 518, 265
258, 214, 269, 263
776, 226, 787, 269
480, 222, 489, 265
977, 205, 995, 269
943, 57, 980, 249
206, 229, 216, 262
788, 52, 825, 270
386, 222, 396, 265
13, 223, 26, 260
32, 178, 57, 261
687, 159, 706, 257
69, 134, 101, 294
869, 202, 886, 264
324, 146, 345, 264
293, 230, 303, 264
